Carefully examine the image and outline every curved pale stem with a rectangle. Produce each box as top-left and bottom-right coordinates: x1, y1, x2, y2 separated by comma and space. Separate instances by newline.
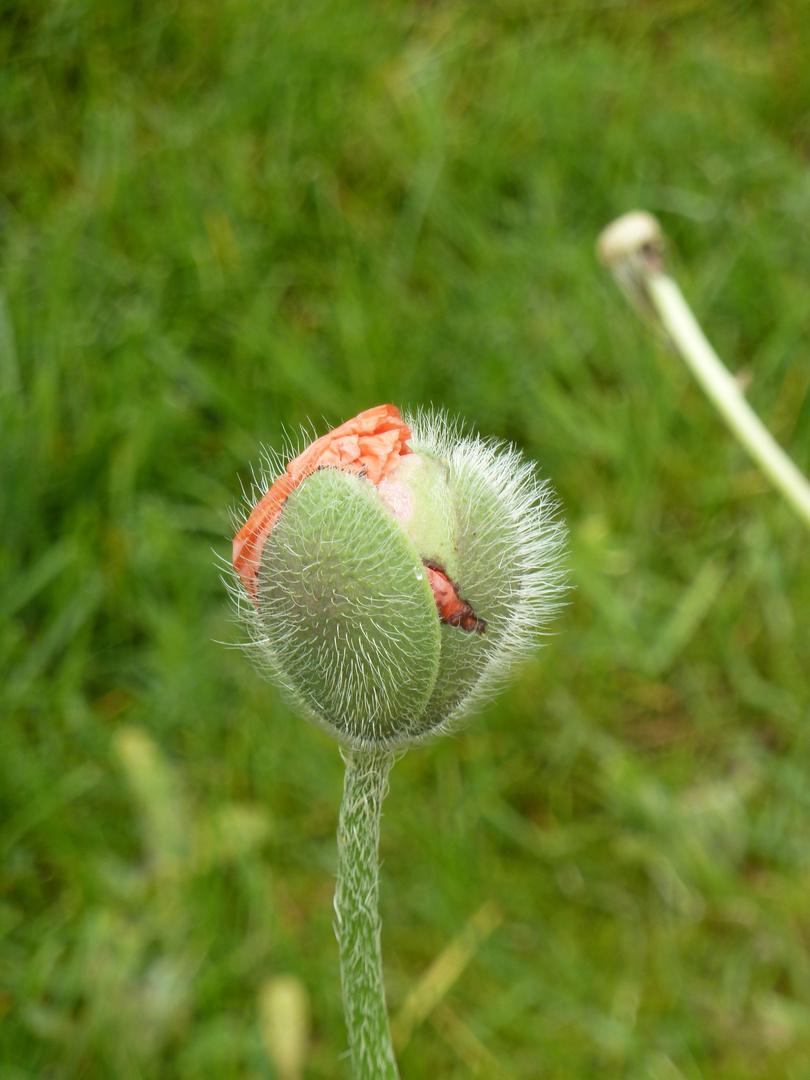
646, 273, 810, 529
334, 748, 400, 1080
598, 211, 810, 531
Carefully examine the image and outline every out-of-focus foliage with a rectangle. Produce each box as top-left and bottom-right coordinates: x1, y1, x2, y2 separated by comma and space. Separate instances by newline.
2, 2, 810, 1077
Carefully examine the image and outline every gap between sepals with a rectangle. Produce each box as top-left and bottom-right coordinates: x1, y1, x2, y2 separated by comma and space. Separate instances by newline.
422, 561, 486, 636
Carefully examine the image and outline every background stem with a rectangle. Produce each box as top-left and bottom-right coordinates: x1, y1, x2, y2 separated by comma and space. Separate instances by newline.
334, 748, 400, 1080
647, 273, 810, 529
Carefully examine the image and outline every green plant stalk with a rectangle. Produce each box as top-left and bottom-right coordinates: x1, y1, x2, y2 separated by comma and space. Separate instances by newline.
598, 210, 810, 531
645, 273, 810, 529
334, 748, 400, 1080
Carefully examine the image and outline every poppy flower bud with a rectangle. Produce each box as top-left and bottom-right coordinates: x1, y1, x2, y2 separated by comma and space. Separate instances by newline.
231, 406, 566, 750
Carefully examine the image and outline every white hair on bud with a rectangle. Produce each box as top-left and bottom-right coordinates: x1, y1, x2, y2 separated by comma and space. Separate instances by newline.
405, 407, 568, 739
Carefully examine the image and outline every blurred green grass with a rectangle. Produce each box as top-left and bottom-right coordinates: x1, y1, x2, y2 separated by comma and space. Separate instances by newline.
2, 1, 810, 1077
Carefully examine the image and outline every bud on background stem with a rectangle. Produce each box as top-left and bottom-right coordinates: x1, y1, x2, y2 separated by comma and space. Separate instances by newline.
230, 405, 567, 749
597, 212, 810, 531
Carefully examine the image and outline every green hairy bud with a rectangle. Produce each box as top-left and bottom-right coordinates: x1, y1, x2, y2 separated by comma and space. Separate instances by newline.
230, 405, 566, 750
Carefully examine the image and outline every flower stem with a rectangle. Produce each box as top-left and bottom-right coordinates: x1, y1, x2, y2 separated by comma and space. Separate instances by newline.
597, 211, 810, 530
334, 747, 400, 1080
646, 272, 810, 529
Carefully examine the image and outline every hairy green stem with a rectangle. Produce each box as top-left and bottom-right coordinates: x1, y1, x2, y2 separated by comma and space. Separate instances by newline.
334, 748, 399, 1080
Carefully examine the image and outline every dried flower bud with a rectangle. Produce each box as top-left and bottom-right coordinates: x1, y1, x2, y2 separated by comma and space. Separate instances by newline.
229, 406, 566, 750
596, 211, 667, 332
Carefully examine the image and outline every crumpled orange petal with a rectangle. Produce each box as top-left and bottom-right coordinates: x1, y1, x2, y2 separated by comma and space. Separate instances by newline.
233, 404, 412, 599
424, 564, 486, 635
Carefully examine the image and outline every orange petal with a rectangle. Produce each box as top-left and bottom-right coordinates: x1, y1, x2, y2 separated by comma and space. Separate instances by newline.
233, 405, 412, 599
423, 563, 486, 635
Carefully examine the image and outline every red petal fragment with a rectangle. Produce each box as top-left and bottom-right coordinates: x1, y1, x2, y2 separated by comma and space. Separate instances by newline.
233, 405, 412, 599
423, 563, 486, 635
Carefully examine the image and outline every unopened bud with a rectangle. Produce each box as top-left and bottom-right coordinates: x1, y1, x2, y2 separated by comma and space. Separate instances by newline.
230, 406, 566, 750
